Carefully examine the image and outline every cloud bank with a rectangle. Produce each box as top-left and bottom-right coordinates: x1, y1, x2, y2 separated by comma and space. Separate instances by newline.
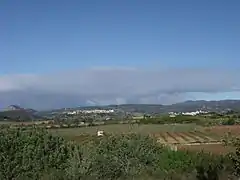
0, 67, 239, 110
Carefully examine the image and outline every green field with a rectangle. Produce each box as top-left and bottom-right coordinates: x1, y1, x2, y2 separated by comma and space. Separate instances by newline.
49, 123, 201, 137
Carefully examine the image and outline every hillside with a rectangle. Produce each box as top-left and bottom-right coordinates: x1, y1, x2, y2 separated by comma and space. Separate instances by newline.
39, 100, 240, 115
163, 100, 240, 113
0, 105, 40, 121
86, 100, 240, 114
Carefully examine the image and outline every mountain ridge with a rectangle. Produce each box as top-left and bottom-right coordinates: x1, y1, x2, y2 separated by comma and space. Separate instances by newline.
40, 99, 240, 114
0, 105, 39, 121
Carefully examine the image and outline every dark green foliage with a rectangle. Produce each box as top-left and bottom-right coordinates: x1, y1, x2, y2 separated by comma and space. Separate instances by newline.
222, 118, 236, 125
225, 136, 240, 178
195, 153, 226, 180
71, 135, 165, 179
0, 127, 75, 180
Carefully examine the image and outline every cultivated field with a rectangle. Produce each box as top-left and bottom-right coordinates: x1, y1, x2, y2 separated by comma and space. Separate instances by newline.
205, 125, 240, 136
181, 125, 240, 154
50, 123, 201, 137
151, 131, 233, 154
49, 124, 240, 154
152, 131, 218, 144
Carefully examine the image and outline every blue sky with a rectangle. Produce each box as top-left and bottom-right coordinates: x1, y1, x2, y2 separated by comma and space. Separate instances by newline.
1, 0, 239, 73
0, 0, 240, 108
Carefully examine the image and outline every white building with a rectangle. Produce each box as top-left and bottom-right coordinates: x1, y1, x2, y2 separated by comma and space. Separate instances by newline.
66, 109, 115, 115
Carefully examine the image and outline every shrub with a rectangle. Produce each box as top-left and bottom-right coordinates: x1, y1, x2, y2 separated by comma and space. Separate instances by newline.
63, 134, 228, 179
0, 127, 75, 180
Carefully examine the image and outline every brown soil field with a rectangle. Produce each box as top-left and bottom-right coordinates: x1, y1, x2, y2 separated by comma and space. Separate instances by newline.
205, 125, 240, 136
178, 143, 235, 154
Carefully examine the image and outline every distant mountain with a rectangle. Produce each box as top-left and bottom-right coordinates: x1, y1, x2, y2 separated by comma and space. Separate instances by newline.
3, 105, 23, 111
0, 105, 40, 121
106, 100, 240, 114
166, 100, 240, 112
1, 89, 240, 114
2, 100, 240, 119
41, 100, 240, 114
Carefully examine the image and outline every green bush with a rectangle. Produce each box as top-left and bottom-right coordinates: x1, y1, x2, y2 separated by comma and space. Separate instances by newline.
222, 118, 235, 125
0, 127, 75, 180
69, 134, 165, 179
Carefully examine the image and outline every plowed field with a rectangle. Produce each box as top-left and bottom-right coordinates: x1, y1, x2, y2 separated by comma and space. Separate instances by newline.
152, 131, 236, 154
205, 125, 240, 136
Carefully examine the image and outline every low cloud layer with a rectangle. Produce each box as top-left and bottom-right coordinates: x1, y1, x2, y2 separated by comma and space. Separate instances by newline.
0, 67, 239, 109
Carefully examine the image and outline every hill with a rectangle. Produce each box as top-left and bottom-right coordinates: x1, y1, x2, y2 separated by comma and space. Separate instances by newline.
163, 100, 240, 113
0, 105, 40, 121
83, 100, 240, 114
40, 100, 240, 115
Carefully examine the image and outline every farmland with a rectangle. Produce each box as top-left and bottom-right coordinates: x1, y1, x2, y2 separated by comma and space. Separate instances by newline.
1, 121, 240, 179
50, 123, 200, 137
49, 123, 232, 154
152, 131, 218, 144
205, 125, 240, 136
2, 121, 240, 154
47, 123, 240, 154
1, 126, 235, 180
